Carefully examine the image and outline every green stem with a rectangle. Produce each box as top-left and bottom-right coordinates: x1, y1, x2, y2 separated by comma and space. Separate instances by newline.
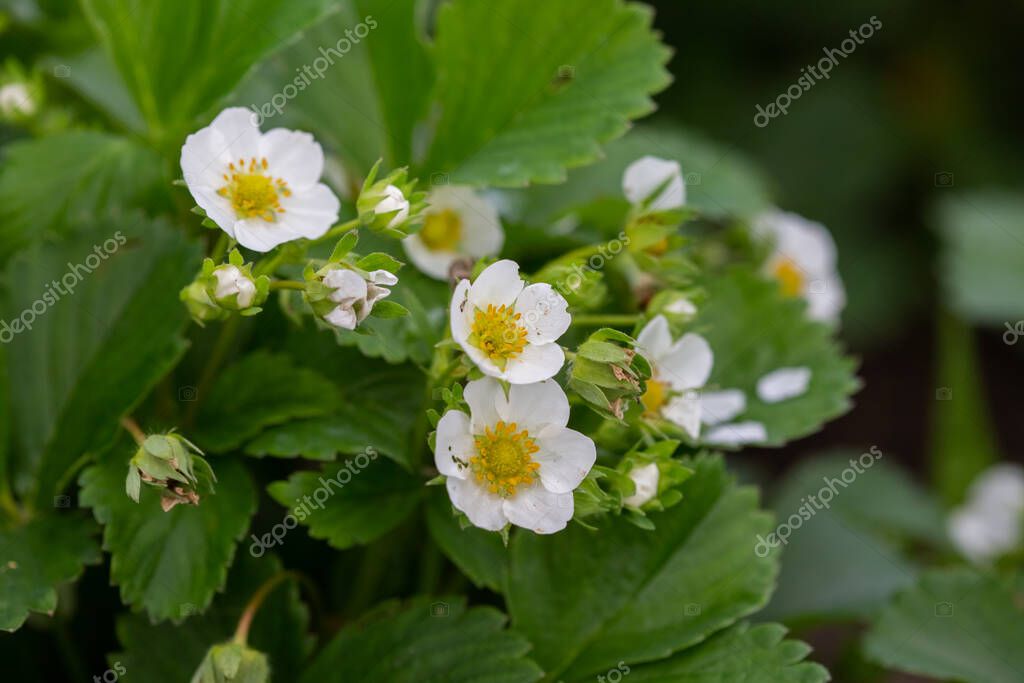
120, 416, 146, 445
269, 280, 305, 291
570, 313, 641, 328
186, 315, 241, 425
306, 218, 360, 247
209, 232, 231, 262
233, 571, 300, 645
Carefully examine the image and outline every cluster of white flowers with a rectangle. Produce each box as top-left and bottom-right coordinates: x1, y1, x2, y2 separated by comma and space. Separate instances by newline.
948, 464, 1024, 564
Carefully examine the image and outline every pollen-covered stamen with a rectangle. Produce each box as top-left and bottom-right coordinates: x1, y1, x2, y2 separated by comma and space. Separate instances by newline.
471, 421, 540, 497
470, 303, 528, 367
420, 208, 463, 250
771, 256, 805, 297
217, 157, 292, 221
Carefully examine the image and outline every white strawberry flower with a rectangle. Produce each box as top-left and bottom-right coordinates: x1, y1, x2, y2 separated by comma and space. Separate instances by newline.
948, 464, 1024, 564
321, 268, 397, 330
623, 462, 660, 508
434, 378, 596, 534
450, 260, 570, 384
180, 107, 340, 252
0, 82, 36, 118
622, 155, 685, 212
752, 210, 845, 323
211, 265, 256, 308
636, 315, 713, 439
403, 186, 504, 280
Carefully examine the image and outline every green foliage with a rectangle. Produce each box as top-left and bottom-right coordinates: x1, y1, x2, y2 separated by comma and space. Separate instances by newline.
299, 597, 543, 683
0, 218, 198, 507
267, 456, 421, 550
507, 455, 778, 680
80, 453, 256, 622
194, 352, 340, 453
423, 0, 671, 186
695, 267, 860, 446
0, 515, 101, 631
425, 488, 508, 593
864, 569, 1024, 683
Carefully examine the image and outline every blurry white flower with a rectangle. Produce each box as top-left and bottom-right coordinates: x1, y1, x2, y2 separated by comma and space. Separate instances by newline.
636, 315, 713, 439
403, 186, 504, 280
321, 268, 397, 330
622, 155, 685, 211
180, 107, 340, 252
757, 367, 812, 403
0, 82, 35, 118
703, 421, 768, 447
948, 464, 1024, 564
211, 265, 256, 308
374, 184, 410, 229
753, 210, 845, 323
434, 378, 596, 534
699, 389, 746, 426
450, 260, 570, 384
623, 462, 660, 508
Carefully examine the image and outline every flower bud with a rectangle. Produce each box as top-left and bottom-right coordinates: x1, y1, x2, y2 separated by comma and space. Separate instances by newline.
182, 251, 269, 323
356, 161, 426, 238
180, 281, 228, 324
126, 433, 216, 511
305, 265, 399, 330
190, 642, 269, 683
568, 328, 651, 420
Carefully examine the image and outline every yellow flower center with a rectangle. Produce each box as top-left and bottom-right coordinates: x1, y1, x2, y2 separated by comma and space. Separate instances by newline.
470, 304, 528, 368
217, 157, 291, 221
640, 378, 669, 415
772, 257, 805, 297
472, 421, 540, 497
420, 208, 463, 250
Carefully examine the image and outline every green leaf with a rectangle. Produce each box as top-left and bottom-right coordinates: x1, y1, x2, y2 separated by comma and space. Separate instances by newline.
508, 125, 773, 226
425, 487, 508, 593
0, 515, 101, 632
625, 622, 829, 683
762, 450, 947, 622
934, 191, 1024, 324
507, 454, 778, 681
244, 400, 409, 467
695, 267, 860, 446
193, 351, 340, 453
266, 456, 421, 550
864, 569, 1024, 683
44, 49, 146, 134
299, 597, 542, 683
423, 0, 671, 186
113, 553, 310, 679
0, 217, 198, 508
79, 453, 256, 622
0, 131, 167, 261
80, 0, 333, 137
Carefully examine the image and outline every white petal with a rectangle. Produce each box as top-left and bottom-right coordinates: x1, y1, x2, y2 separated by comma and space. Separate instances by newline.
232, 217, 304, 252
514, 283, 570, 344
623, 463, 660, 507
463, 377, 503, 433
754, 210, 837, 273
664, 297, 697, 316
662, 391, 702, 439
449, 279, 473, 342
757, 367, 812, 403
502, 485, 574, 534
434, 410, 472, 479
502, 343, 564, 384
948, 506, 1021, 564
367, 270, 399, 286
966, 464, 1024, 513
375, 185, 410, 228
213, 265, 255, 307
189, 186, 237, 237
259, 128, 324, 188
279, 183, 340, 239
447, 477, 507, 531
533, 425, 596, 493
323, 269, 368, 305
429, 186, 504, 257
703, 421, 767, 447
461, 343, 504, 379
636, 315, 673, 363
208, 107, 262, 164
468, 259, 524, 309
659, 333, 713, 391
805, 272, 846, 324
498, 380, 570, 431
324, 305, 357, 330
700, 389, 746, 425
403, 235, 458, 280
622, 155, 685, 210
180, 126, 231, 191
